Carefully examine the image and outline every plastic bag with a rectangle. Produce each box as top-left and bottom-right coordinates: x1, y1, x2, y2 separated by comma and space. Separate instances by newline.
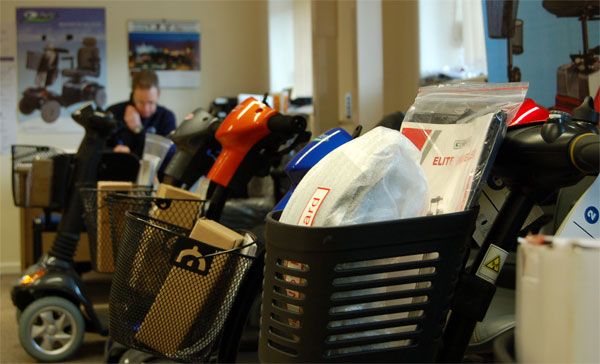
280, 126, 428, 226
400, 82, 528, 213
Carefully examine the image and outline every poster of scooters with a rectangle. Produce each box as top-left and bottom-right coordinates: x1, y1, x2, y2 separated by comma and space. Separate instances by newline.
16, 8, 106, 133
128, 20, 201, 88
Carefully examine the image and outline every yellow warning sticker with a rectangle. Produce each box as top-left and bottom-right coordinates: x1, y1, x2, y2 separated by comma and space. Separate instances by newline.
476, 244, 508, 284
485, 255, 501, 273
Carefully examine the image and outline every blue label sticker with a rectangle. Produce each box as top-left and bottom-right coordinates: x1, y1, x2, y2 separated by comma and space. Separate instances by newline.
584, 206, 599, 224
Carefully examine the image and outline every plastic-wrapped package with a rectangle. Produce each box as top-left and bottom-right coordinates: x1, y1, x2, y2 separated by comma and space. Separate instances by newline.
280, 126, 428, 227
400, 82, 528, 213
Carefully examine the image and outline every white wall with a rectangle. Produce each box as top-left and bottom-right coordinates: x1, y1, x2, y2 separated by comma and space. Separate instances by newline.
0, 0, 270, 273
356, 0, 384, 130
268, 0, 295, 93
292, 0, 313, 98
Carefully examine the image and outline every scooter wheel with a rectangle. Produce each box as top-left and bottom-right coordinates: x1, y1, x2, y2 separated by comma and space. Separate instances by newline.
19, 296, 85, 362
94, 89, 107, 108
118, 348, 166, 363
19, 98, 37, 115
41, 100, 61, 123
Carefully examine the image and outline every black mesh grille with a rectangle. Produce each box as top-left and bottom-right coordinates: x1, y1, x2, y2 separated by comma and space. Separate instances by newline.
259, 209, 478, 363
80, 187, 153, 272
109, 212, 256, 363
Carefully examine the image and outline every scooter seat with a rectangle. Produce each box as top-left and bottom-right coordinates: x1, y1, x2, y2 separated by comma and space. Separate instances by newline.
62, 68, 98, 78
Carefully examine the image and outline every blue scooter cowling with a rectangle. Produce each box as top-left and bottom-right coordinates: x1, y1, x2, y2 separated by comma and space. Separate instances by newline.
273, 128, 354, 211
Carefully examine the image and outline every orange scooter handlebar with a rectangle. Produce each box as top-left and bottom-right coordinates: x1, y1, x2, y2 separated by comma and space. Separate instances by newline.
207, 97, 276, 187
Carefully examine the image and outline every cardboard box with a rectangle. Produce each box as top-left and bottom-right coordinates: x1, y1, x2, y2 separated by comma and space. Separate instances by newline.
152, 184, 203, 226
29, 159, 53, 207
13, 165, 31, 206
128, 184, 204, 294
135, 219, 244, 355
95, 181, 133, 272
156, 183, 203, 200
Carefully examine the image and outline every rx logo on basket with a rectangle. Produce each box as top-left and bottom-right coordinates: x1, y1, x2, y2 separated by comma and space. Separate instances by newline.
171, 238, 214, 275
297, 187, 330, 226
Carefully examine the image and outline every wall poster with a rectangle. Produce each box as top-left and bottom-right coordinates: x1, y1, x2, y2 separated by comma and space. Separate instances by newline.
16, 8, 106, 133
128, 20, 201, 88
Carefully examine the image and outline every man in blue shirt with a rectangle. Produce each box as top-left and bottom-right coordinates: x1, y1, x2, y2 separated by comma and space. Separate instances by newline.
105, 70, 176, 180
106, 69, 176, 158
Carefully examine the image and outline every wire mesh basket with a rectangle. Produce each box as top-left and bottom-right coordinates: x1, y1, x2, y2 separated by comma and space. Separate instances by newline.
259, 209, 478, 363
109, 211, 258, 363
105, 193, 207, 255
80, 186, 153, 273
11, 145, 65, 208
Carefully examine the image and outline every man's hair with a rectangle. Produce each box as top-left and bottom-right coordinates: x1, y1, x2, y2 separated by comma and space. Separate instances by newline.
132, 69, 159, 90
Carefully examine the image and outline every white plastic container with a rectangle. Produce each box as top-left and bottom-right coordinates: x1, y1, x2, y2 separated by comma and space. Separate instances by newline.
137, 133, 173, 186
516, 236, 600, 363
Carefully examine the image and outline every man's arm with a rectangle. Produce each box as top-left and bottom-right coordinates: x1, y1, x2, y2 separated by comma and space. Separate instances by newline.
105, 102, 135, 153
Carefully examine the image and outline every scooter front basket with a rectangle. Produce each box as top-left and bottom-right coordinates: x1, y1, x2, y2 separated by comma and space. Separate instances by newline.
109, 212, 258, 363
259, 209, 478, 363
80, 186, 153, 273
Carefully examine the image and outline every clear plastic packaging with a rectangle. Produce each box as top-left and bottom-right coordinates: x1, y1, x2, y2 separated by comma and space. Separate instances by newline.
401, 82, 528, 212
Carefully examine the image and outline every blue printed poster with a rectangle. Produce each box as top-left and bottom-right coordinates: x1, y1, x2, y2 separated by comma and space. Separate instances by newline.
16, 8, 106, 133
128, 20, 201, 88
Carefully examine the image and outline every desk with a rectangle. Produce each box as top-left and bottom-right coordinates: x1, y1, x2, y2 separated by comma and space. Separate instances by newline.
20, 207, 91, 270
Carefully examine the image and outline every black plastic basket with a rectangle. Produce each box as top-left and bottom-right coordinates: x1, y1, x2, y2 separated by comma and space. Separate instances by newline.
109, 211, 258, 363
80, 186, 153, 273
259, 209, 478, 363
11, 144, 65, 208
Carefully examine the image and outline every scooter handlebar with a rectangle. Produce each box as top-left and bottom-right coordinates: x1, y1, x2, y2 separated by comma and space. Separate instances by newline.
71, 103, 116, 135
267, 114, 306, 135
570, 133, 600, 174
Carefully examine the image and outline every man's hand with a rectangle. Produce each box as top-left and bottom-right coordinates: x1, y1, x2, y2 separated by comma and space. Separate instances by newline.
124, 105, 142, 133
113, 144, 131, 153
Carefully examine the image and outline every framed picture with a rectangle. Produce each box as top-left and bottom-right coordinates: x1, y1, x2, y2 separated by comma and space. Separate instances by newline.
128, 20, 201, 88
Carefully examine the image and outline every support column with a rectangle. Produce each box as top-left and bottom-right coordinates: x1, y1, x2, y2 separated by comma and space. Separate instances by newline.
311, 0, 339, 133
382, 0, 420, 115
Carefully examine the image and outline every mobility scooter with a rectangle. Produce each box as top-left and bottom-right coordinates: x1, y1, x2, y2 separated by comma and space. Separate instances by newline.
19, 36, 106, 123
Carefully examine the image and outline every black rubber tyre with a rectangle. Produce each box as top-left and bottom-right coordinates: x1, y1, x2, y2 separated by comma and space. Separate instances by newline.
41, 100, 61, 123
19, 296, 85, 362
19, 97, 37, 115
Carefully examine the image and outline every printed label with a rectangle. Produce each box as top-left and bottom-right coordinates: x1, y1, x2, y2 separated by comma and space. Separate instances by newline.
297, 187, 330, 226
284, 260, 307, 328
171, 238, 215, 275
475, 244, 508, 284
